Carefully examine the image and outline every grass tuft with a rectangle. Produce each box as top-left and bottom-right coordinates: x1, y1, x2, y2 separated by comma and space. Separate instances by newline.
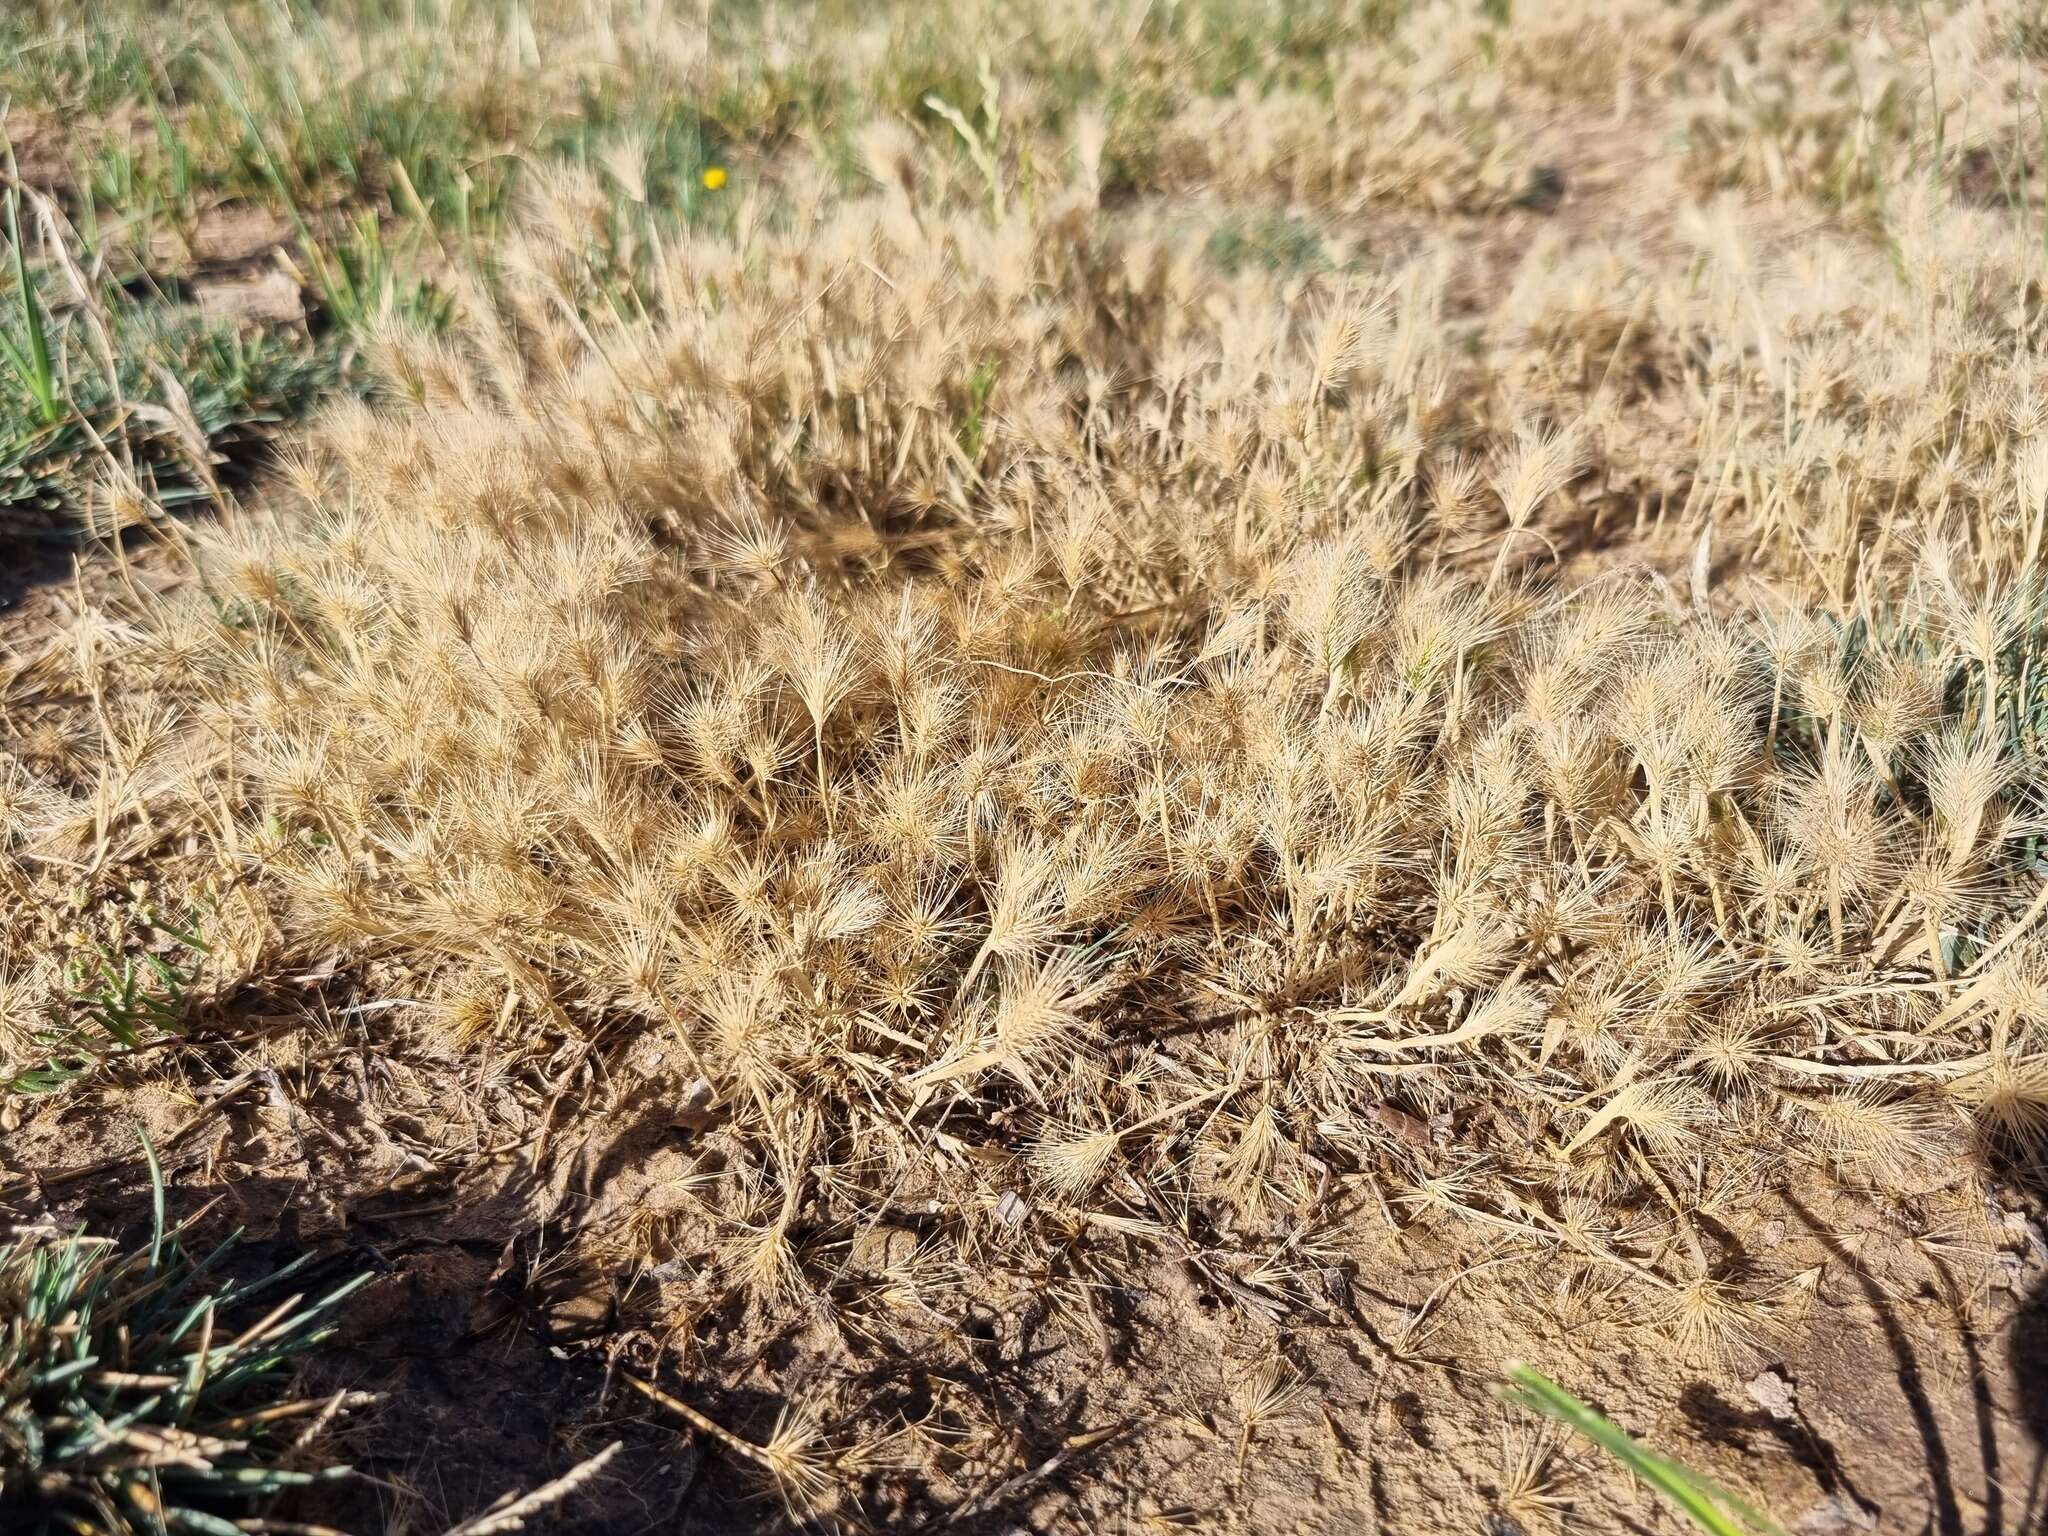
0, 1139, 369, 1536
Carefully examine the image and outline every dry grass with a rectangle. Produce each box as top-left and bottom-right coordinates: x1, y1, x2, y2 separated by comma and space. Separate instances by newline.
4, 0, 2048, 1527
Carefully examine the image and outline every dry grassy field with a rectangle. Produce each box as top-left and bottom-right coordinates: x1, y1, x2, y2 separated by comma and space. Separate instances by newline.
4, 0, 2048, 1531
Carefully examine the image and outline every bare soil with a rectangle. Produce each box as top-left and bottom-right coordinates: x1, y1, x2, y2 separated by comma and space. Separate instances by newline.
1, 759, 2043, 1533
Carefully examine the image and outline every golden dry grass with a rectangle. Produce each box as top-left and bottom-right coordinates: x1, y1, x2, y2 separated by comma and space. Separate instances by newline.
4, 0, 2048, 1528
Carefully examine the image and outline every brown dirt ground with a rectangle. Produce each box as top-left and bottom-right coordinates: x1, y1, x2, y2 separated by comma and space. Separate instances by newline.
8, 106, 306, 331
1, 913, 2043, 1532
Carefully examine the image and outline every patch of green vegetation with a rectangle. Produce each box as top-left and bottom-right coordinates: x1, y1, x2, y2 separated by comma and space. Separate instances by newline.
200, 54, 456, 335
957, 357, 1000, 462
195, 24, 507, 229
874, 24, 989, 124
76, 107, 207, 265
1157, 0, 1408, 97
0, 1135, 369, 1534
1205, 208, 1336, 274
0, 264, 337, 520
0, 9, 176, 118
1848, 582, 2048, 768
3, 908, 211, 1094
547, 93, 731, 223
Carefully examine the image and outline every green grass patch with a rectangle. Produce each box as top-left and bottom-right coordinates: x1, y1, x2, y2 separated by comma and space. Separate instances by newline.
1205, 208, 1338, 274
3, 908, 212, 1094
0, 1135, 368, 1534
0, 263, 336, 520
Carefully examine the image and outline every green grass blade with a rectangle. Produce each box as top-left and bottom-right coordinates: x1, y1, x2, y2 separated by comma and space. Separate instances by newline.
1499, 1364, 1789, 1536
2, 171, 64, 426
140, 1126, 167, 1273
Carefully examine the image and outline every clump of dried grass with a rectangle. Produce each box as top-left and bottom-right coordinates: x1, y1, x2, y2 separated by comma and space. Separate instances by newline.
70, 136, 2039, 1318
3, 0, 2046, 1518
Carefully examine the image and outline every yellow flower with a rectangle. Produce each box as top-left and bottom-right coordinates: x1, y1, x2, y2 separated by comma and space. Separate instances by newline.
702, 166, 728, 190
